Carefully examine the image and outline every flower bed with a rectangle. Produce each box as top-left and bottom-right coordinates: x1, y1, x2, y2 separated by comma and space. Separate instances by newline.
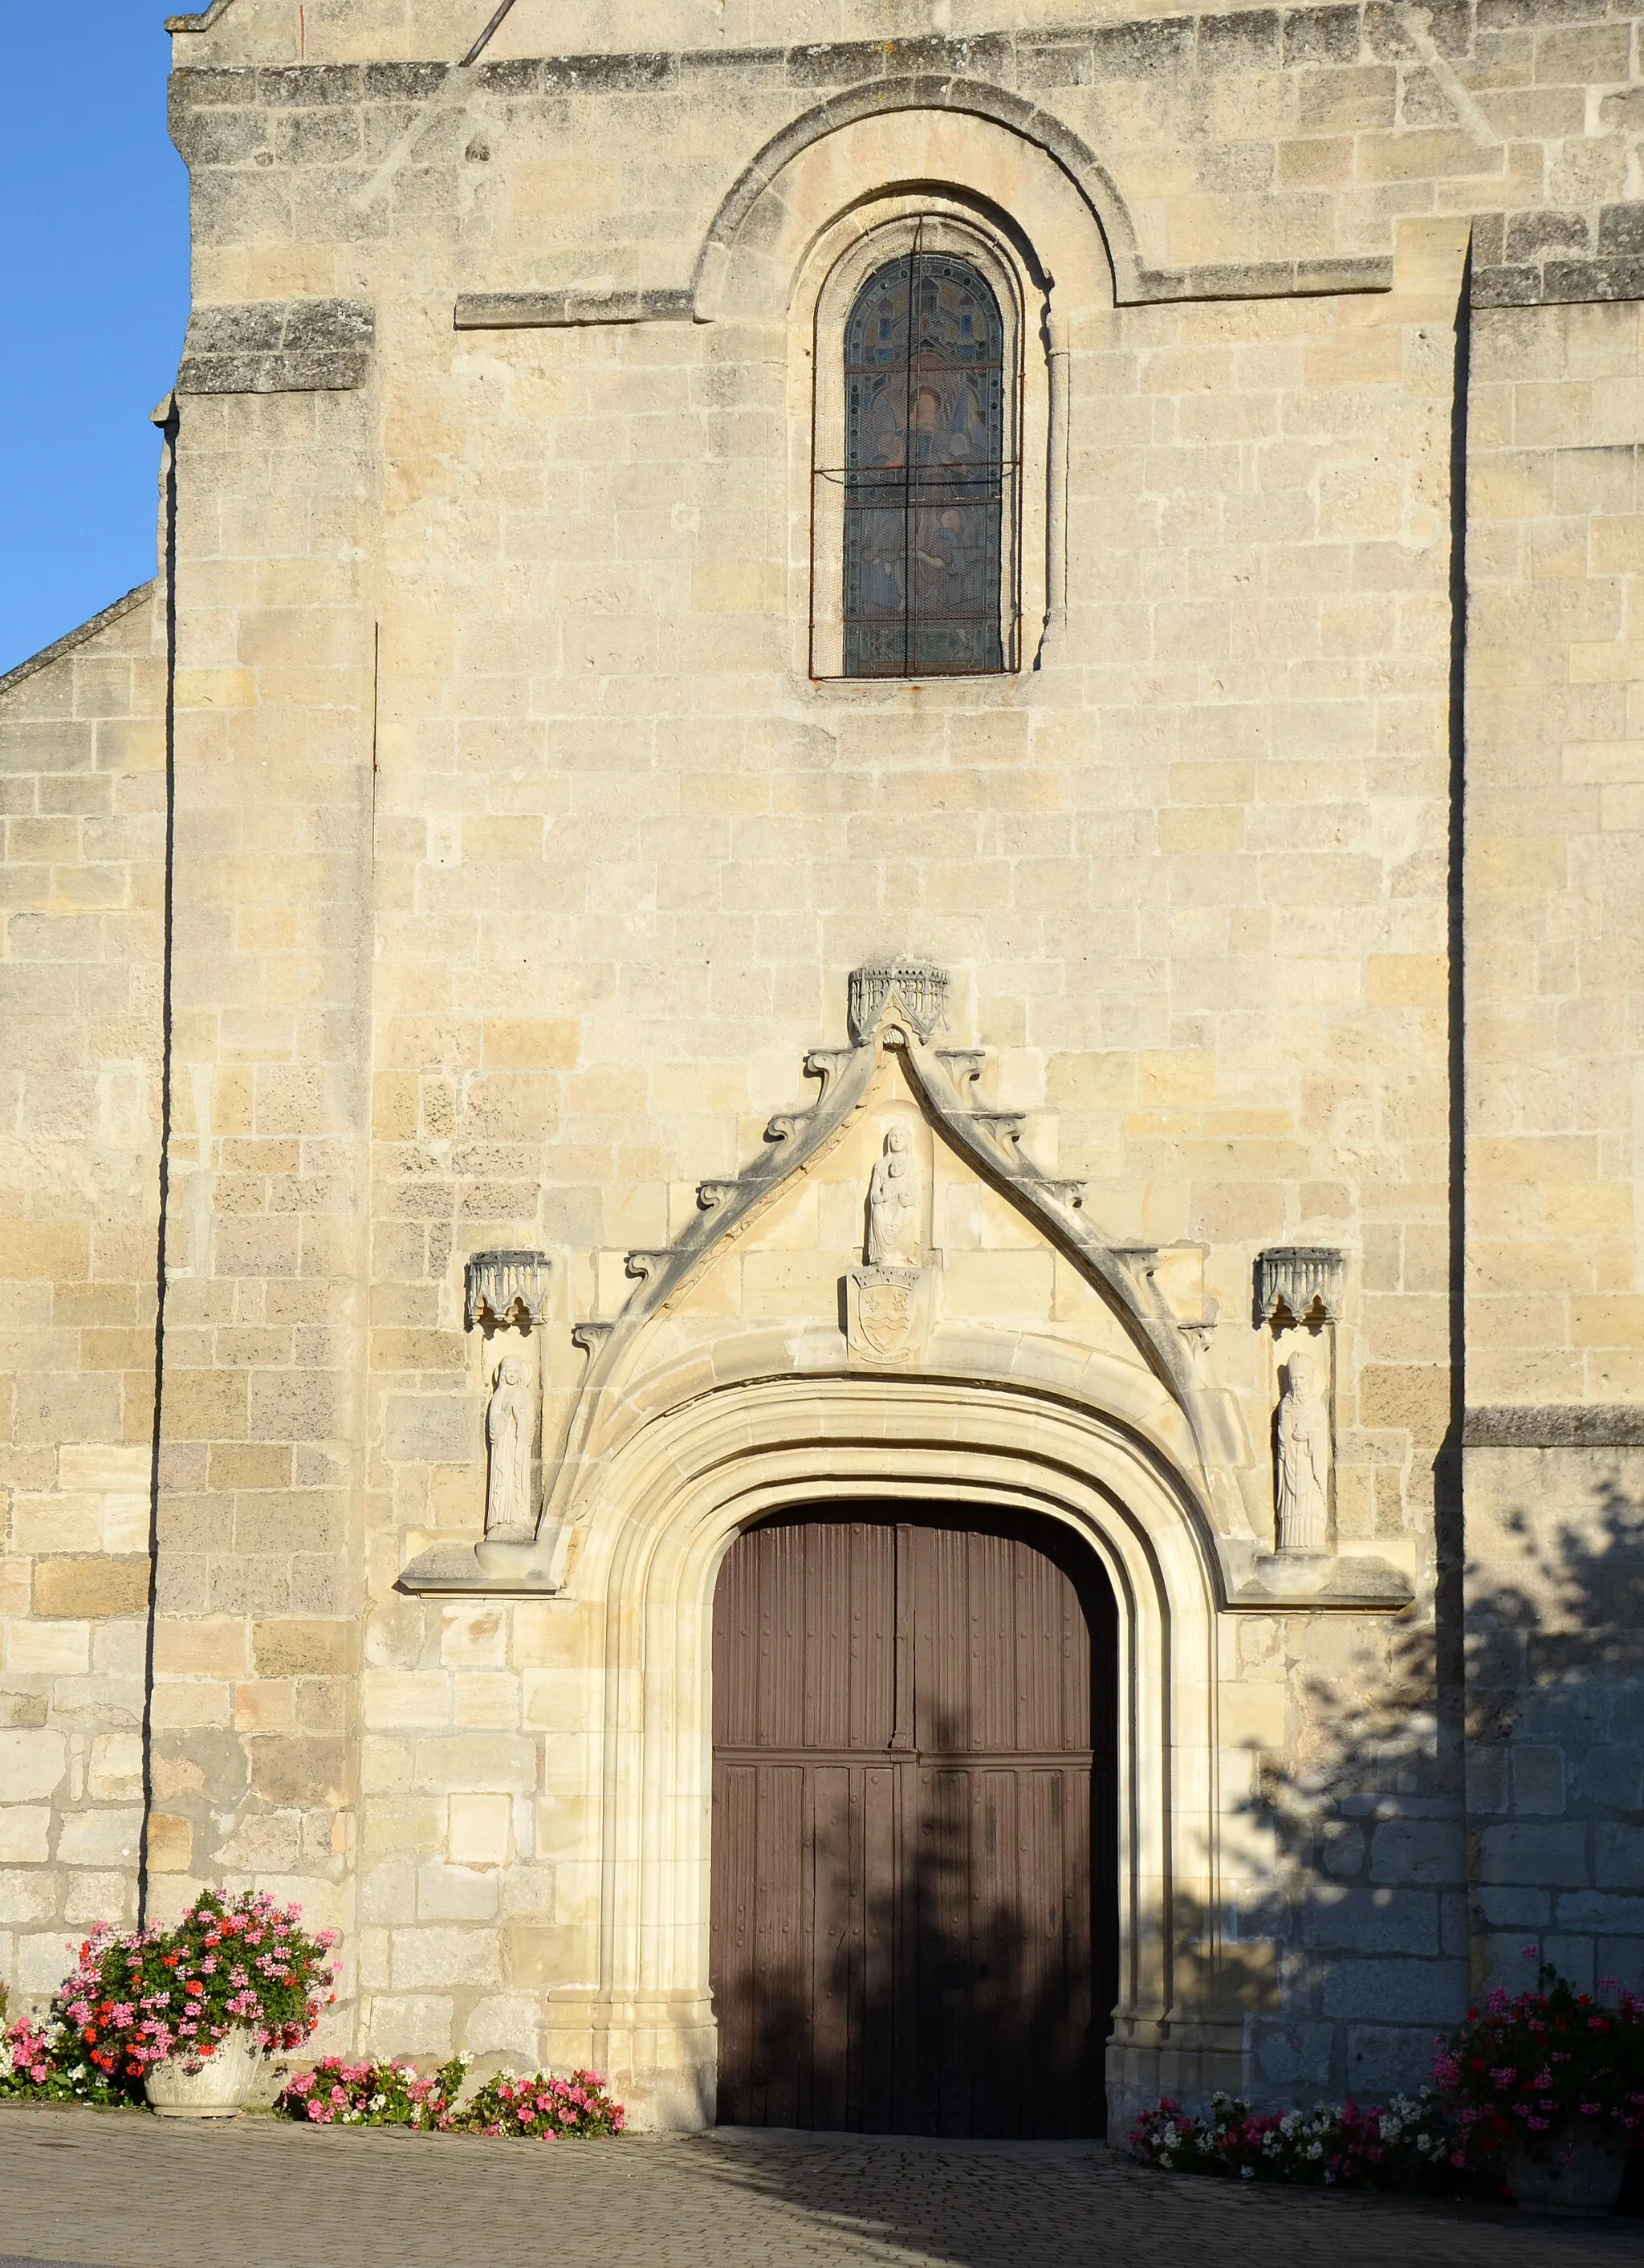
1128, 2090, 1459, 2189
1127, 1961, 1644, 2201
275, 2056, 626, 2138
275, 2055, 468, 2128
0, 2014, 130, 2107
462, 2069, 626, 2138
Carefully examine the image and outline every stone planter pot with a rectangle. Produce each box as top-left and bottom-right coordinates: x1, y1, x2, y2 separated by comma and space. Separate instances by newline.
144, 2028, 263, 2119
1503, 2127, 1629, 2218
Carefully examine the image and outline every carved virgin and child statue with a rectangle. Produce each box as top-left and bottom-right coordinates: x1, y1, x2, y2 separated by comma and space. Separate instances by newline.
865, 1126, 923, 1267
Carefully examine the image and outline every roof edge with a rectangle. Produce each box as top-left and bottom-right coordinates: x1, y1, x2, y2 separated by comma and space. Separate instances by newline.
0, 582, 158, 702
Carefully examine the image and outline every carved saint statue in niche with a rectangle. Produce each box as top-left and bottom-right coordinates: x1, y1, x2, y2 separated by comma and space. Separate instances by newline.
1276, 1350, 1331, 1553
865, 1125, 923, 1267
484, 1356, 535, 1539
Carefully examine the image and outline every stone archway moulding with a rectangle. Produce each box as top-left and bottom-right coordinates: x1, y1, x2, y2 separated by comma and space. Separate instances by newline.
690, 73, 1138, 317
549, 1369, 1239, 2132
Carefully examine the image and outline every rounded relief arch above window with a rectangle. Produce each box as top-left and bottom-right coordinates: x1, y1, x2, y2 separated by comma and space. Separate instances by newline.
808, 212, 1053, 683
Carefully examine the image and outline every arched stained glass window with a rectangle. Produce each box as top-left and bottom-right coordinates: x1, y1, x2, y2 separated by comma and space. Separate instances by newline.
841, 248, 1007, 677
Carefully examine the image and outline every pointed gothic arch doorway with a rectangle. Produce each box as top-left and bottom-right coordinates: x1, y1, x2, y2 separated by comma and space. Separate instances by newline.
709, 1501, 1118, 2137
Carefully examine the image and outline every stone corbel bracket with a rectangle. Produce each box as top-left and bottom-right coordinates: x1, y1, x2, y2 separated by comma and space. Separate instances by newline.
401, 965, 1261, 1598
1255, 1246, 1346, 1329
464, 1250, 551, 1331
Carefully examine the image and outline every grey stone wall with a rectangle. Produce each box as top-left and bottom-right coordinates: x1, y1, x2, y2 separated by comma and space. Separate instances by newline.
1466, 1435, 1644, 1998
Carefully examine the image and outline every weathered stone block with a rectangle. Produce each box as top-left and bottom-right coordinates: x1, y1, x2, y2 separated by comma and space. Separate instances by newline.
389, 1925, 500, 1989
1479, 1823, 1590, 1887
1368, 1819, 1465, 1886
55, 1806, 142, 1867
1320, 1958, 1469, 2022
412, 1736, 536, 1795
0, 1730, 67, 1803
1303, 1889, 1440, 1956
0, 1807, 52, 1864
252, 1618, 355, 1676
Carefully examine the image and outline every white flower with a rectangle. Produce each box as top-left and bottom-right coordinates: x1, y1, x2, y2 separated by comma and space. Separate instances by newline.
1306, 2141, 1323, 2160
1240, 2167, 1255, 2181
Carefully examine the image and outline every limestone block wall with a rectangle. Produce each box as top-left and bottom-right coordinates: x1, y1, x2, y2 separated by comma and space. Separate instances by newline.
1221, 1603, 1469, 2096
1466, 297, 1644, 1411
142, 374, 377, 2026
1465, 1440, 1644, 1997
1463, 291, 1644, 2001
0, 584, 167, 2006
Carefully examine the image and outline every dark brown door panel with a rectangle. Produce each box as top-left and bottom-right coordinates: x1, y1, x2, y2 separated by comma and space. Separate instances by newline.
710, 1504, 1117, 2137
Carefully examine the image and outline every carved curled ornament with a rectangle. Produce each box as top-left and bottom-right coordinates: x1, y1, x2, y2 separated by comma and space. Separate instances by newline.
1255, 1247, 1345, 1328
847, 960, 950, 1045
464, 1250, 552, 1330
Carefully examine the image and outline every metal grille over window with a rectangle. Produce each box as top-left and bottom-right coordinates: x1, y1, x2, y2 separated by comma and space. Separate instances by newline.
835, 247, 1010, 678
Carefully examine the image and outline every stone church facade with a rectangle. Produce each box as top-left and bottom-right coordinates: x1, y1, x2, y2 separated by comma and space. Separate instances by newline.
2, 0, 1642, 2132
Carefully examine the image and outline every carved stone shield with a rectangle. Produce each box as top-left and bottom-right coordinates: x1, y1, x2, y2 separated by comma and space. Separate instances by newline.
845, 1264, 931, 1365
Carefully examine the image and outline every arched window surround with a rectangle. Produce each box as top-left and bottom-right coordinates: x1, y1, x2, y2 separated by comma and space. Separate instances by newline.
808, 210, 1048, 682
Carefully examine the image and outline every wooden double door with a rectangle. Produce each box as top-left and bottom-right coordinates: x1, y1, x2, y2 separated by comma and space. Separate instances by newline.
710, 1505, 1117, 2137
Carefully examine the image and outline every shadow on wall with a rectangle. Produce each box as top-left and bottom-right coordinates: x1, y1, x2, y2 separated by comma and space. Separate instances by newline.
1467, 1473, 1644, 1997
1239, 1468, 1644, 2103
712, 1704, 1113, 2143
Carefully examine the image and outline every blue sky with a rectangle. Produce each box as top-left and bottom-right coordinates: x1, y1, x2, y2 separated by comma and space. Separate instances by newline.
1, 5, 189, 678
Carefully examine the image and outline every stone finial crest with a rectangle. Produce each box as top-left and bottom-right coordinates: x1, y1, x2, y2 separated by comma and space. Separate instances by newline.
1255, 1247, 1345, 1327
465, 1250, 551, 1329
847, 960, 950, 1046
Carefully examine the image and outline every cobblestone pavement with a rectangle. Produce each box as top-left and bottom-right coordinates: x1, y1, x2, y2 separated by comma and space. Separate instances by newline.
0, 2107, 1639, 2268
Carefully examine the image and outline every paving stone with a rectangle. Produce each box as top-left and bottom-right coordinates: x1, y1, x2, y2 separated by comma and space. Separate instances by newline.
0, 2107, 1638, 2268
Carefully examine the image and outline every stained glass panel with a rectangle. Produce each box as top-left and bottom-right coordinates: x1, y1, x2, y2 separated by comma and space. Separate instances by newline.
840, 250, 1007, 677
